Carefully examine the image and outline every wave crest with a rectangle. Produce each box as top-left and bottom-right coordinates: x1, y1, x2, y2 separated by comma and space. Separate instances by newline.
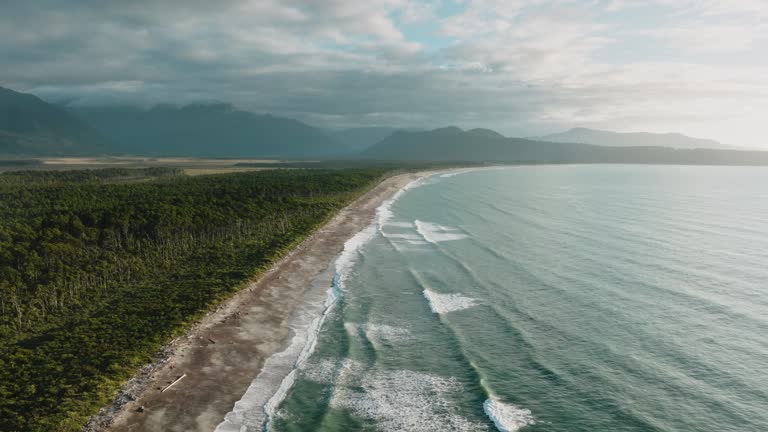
483, 398, 536, 432
423, 289, 478, 314
415, 220, 469, 243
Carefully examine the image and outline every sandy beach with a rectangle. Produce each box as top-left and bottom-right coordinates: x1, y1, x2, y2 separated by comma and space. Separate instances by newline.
84, 171, 430, 432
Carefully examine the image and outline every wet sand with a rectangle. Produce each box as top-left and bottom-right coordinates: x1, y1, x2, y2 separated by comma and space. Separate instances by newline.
87, 171, 429, 432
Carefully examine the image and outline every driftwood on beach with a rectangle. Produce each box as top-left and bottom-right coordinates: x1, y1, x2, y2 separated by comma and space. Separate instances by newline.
161, 374, 187, 393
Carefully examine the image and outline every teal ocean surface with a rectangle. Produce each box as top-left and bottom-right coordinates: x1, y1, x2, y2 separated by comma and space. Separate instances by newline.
219, 166, 768, 432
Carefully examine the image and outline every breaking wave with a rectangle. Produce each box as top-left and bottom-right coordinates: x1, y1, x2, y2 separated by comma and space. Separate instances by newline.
423, 288, 479, 314
415, 220, 469, 243
217, 175, 429, 431
483, 398, 536, 432
301, 359, 488, 432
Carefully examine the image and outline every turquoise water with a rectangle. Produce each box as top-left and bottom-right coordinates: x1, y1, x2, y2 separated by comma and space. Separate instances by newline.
239, 166, 768, 431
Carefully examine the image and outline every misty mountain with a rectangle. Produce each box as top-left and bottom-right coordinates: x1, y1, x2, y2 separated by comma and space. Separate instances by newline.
365, 127, 542, 161
70, 104, 349, 158
325, 127, 409, 153
364, 126, 768, 165
2, 84, 759, 163
535, 127, 732, 150
0, 86, 108, 155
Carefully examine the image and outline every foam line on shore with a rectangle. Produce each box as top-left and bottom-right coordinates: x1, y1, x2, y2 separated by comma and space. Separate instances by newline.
260, 175, 427, 427
216, 174, 429, 432
214, 276, 338, 432
376, 176, 427, 228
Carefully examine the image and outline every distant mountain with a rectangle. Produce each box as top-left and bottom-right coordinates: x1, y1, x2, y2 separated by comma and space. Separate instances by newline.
365, 126, 561, 161
0, 86, 107, 155
70, 104, 349, 158
2, 84, 758, 162
535, 127, 732, 150
325, 127, 410, 153
364, 126, 768, 165
465, 128, 506, 139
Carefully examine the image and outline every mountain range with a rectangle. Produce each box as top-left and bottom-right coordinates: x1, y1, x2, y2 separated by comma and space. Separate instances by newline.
1, 85, 765, 165
535, 127, 732, 150
325, 127, 408, 153
364, 127, 768, 165
70, 104, 347, 158
0, 86, 107, 155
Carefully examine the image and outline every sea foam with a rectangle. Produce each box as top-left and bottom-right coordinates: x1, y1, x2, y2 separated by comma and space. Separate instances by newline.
215, 276, 342, 432
382, 233, 421, 240
440, 169, 472, 178
483, 398, 536, 432
302, 359, 487, 432
344, 322, 411, 347
256, 224, 380, 429
415, 220, 469, 243
217, 176, 423, 431
376, 177, 426, 228
333, 369, 486, 432
216, 228, 378, 431
381, 231, 430, 249
335, 225, 377, 290
214, 286, 332, 432
387, 221, 415, 228
423, 289, 478, 314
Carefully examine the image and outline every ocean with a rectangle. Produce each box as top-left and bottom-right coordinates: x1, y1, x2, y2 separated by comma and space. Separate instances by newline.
218, 165, 768, 432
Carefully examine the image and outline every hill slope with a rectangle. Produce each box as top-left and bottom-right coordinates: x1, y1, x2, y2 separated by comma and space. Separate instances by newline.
326, 127, 407, 153
364, 127, 768, 165
536, 127, 732, 150
70, 104, 348, 158
0, 86, 107, 155
364, 127, 579, 161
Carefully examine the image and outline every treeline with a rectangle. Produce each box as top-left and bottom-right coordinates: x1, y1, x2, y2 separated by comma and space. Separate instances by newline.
0, 167, 386, 431
235, 160, 484, 169
0, 167, 183, 186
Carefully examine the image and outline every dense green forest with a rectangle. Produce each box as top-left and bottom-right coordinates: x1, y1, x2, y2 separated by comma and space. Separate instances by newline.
0, 167, 386, 431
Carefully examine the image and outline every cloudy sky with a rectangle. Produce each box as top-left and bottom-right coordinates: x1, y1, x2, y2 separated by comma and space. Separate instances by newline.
1, 0, 766, 147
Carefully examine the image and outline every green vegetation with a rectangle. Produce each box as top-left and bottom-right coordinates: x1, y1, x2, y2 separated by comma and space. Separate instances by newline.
234, 159, 483, 169
0, 167, 184, 185
0, 167, 386, 431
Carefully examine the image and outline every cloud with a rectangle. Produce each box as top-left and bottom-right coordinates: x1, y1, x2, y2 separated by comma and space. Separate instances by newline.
0, 0, 766, 146
635, 23, 756, 53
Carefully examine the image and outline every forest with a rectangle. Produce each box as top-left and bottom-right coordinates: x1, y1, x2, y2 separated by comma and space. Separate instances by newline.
0, 167, 387, 431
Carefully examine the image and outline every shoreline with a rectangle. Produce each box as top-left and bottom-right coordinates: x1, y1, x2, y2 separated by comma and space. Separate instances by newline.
86, 170, 434, 432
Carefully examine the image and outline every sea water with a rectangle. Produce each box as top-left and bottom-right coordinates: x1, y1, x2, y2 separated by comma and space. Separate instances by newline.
221, 165, 768, 432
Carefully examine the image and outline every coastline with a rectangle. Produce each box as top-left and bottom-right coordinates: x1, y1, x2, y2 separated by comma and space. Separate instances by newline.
86, 170, 433, 432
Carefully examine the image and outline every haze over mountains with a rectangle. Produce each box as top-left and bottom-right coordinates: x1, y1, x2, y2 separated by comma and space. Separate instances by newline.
2, 85, 766, 165
71, 104, 348, 158
365, 127, 768, 165
325, 127, 408, 154
536, 127, 733, 150
0, 86, 107, 155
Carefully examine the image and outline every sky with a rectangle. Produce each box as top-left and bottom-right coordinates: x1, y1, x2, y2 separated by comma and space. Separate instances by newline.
1, 0, 766, 147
